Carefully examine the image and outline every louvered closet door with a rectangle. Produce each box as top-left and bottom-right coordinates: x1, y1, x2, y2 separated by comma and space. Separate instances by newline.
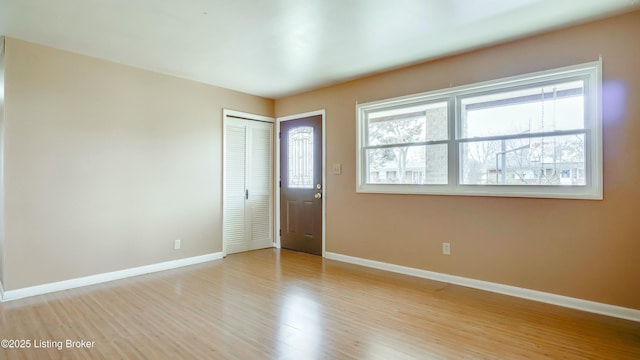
224, 117, 273, 255
247, 122, 273, 248
224, 121, 247, 254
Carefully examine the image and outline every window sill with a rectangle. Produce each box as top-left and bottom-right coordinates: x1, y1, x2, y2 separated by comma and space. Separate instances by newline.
356, 184, 603, 200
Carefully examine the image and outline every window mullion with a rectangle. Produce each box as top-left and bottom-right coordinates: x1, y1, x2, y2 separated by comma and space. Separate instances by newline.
364, 140, 449, 150
457, 129, 588, 143
449, 96, 458, 188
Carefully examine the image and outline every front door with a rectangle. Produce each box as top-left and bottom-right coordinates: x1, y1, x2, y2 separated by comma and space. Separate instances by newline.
280, 115, 323, 255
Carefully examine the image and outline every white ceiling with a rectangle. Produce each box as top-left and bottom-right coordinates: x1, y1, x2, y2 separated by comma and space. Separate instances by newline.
0, 0, 638, 98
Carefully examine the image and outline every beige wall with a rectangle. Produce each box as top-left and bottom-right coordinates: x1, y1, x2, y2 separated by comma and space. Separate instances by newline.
3, 38, 273, 290
275, 11, 640, 310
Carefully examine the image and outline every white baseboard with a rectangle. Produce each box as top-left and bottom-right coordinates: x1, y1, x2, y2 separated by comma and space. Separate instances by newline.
324, 252, 640, 322
0, 252, 223, 302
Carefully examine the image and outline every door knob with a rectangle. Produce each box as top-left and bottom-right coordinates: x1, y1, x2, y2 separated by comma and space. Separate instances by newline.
314, 193, 322, 199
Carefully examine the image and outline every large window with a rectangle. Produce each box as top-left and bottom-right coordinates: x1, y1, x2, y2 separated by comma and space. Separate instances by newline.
356, 61, 602, 199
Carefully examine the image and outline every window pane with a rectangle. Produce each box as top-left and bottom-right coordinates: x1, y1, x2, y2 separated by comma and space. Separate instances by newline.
288, 126, 314, 188
460, 81, 584, 138
366, 144, 447, 185
367, 102, 447, 146
460, 134, 586, 185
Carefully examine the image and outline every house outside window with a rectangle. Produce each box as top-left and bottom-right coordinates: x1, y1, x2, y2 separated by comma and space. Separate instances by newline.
356, 61, 602, 200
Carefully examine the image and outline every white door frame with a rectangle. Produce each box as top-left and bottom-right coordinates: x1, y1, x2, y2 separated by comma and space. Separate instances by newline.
222, 109, 275, 257
276, 110, 326, 257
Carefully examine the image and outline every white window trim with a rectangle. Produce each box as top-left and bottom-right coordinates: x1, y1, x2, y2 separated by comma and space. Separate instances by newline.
356, 61, 602, 200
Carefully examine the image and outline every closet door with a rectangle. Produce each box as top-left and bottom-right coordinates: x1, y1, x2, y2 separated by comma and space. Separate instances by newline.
224, 117, 273, 255
247, 122, 273, 249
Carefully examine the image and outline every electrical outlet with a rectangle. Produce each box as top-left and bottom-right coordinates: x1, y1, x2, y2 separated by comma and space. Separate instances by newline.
174, 239, 181, 250
442, 242, 451, 255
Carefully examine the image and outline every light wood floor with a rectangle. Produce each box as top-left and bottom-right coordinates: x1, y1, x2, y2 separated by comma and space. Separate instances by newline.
1, 249, 638, 359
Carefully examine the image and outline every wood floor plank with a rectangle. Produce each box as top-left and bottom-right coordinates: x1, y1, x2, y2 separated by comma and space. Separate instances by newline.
1, 249, 638, 359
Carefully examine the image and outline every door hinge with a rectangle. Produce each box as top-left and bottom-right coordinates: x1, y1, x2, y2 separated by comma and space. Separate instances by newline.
279, 229, 282, 236
245, 189, 248, 200
279, 180, 282, 188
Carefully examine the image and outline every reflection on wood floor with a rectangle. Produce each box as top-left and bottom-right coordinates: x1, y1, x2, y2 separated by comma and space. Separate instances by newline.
1, 249, 639, 359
